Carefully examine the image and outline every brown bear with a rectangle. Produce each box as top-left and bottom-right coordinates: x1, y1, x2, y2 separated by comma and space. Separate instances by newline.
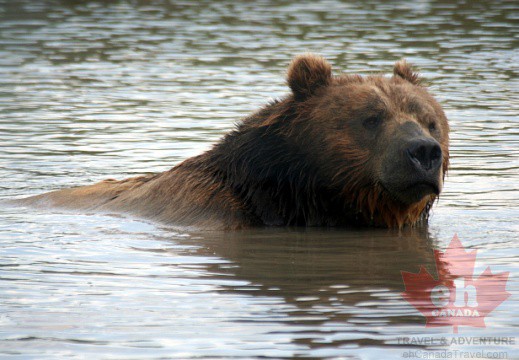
19, 54, 449, 230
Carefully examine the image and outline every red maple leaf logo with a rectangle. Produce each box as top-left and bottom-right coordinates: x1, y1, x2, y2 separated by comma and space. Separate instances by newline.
401, 234, 510, 333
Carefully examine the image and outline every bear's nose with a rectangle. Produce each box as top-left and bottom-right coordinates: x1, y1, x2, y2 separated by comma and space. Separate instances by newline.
406, 138, 442, 172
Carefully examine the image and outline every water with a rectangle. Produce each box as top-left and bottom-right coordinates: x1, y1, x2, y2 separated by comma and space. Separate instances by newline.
0, 0, 518, 358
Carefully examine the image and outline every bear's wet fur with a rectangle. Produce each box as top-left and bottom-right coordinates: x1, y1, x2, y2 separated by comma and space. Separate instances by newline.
20, 54, 449, 230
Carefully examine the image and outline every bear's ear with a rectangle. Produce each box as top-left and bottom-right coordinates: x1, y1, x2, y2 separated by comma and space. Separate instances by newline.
393, 59, 422, 86
287, 54, 332, 100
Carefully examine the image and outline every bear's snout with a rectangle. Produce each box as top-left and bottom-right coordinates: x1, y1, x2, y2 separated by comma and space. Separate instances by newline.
380, 123, 445, 206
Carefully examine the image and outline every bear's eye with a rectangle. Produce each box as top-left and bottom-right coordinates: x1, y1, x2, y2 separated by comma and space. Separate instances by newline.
362, 115, 382, 129
428, 122, 437, 132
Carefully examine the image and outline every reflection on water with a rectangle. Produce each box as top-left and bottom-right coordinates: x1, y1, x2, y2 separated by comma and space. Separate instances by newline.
0, 217, 443, 357
0, 0, 517, 358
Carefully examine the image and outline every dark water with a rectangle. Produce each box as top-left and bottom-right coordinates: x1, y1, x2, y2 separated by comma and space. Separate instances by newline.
0, 0, 517, 358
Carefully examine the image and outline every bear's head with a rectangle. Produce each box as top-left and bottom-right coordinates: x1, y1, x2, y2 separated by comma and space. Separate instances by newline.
253, 54, 449, 228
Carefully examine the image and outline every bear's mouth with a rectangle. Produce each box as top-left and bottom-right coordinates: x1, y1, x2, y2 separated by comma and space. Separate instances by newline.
406, 181, 440, 196
379, 179, 440, 207
397, 180, 440, 205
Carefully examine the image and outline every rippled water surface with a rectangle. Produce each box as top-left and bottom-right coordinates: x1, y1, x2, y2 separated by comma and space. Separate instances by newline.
0, 1, 518, 358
